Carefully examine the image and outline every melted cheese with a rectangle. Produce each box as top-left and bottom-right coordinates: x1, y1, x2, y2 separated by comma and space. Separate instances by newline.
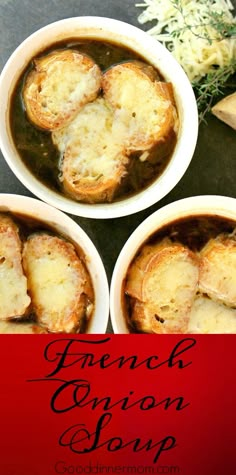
26, 252, 82, 315
53, 98, 127, 181
37, 60, 99, 116
0, 222, 30, 319
188, 295, 236, 333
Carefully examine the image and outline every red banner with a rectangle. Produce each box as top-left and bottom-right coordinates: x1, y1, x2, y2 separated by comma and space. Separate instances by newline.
0, 335, 235, 475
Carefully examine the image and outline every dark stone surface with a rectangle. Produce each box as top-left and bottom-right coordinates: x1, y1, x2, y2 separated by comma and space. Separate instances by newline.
0, 0, 235, 333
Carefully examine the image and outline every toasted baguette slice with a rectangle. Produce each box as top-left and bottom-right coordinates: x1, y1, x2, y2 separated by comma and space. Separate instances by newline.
102, 61, 178, 152
23, 49, 102, 130
53, 97, 129, 203
0, 319, 47, 334
212, 92, 236, 130
199, 234, 236, 307
188, 295, 236, 334
22, 234, 94, 333
0, 214, 30, 320
126, 239, 199, 333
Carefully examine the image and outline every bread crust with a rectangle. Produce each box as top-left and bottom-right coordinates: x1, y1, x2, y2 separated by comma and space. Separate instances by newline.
0, 214, 30, 320
23, 49, 102, 130
22, 234, 94, 333
0, 319, 46, 334
199, 234, 236, 307
53, 98, 129, 203
125, 239, 199, 333
102, 61, 178, 152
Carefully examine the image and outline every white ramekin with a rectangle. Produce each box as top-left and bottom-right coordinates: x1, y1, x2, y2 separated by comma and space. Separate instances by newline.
110, 195, 236, 333
0, 193, 109, 333
0, 16, 198, 219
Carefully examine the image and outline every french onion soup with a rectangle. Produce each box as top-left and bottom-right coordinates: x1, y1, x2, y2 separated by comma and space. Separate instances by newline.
123, 215, 236, 334
0, 212, 94, 334
10, 39, 178, 204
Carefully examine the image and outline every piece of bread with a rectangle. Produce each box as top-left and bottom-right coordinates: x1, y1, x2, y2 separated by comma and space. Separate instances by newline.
125, 239, 199, 333
53, 97, 129, 203
102, 61, 178, 152
0, 214, 30, 320
0, 319, 46, 334
188, 294, 236, 334
199, 234, 236, 307
212, 92, 236, 130
23, 49, 102, 130
22, 234, 94, 333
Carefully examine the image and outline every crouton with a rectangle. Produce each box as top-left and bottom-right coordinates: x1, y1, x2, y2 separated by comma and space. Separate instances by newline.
188, 295, 236, 334
125, 239, 199, 333
0, 319, 46, 334
52, 97, 129, 203
212, 92, 236, 130
23, 49, 102, 130
22, 234, 94, 333
199, 234, 236, 307
102, 61, 178, 152
0, 214, 30, 320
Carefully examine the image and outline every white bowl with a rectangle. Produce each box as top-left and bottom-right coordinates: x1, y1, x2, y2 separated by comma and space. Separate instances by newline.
0, 193, 109, 333
0, 16, 198, 219
110, 195, 236, 333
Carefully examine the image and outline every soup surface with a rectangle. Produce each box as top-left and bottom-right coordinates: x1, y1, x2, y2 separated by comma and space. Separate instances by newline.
10, 39, 177, 202
124, 215, 236, 334
0, 212, 94, 334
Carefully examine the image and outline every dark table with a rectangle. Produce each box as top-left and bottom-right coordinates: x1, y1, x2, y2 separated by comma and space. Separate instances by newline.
0, 0, 235, 332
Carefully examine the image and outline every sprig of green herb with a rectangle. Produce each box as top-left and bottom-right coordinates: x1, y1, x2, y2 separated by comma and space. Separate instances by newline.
171, 10, 236, 43
136, 0, 236, 123
192, 60, 236, 123
170, 0, 236, 122
169, 0, 236, 43
209, 11, 236, 38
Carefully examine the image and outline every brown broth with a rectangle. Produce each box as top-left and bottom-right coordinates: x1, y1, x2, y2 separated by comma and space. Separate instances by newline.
10, 39, 177, 201
1, 212, 94, 333
123, 215, 236, 333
